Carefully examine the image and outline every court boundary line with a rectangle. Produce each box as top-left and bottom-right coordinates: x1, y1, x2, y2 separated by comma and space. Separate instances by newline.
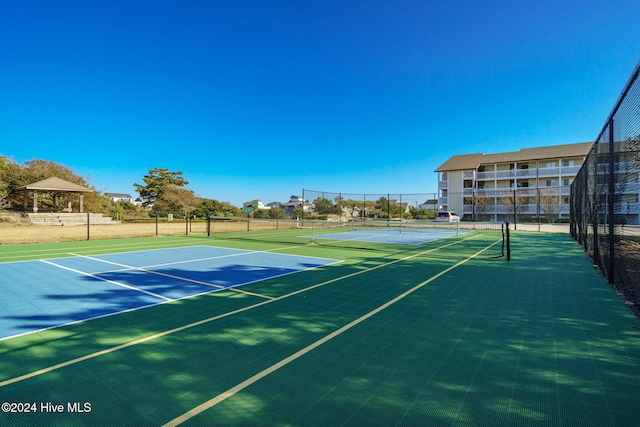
67, 253, 274, 301
39, 260, 173, 301
0, 236, 501, 388
67, 249, 342, 300
161, 240, 501, 426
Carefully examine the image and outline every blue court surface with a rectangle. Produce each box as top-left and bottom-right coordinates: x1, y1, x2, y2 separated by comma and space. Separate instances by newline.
0, 246, 340, 341
307, 227, 470, 245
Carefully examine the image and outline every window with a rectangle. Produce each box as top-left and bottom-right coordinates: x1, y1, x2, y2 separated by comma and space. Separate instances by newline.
563, 178, 573, 186
546, 179, 557, 187
563, 160, 575, 167
546, 162, 557, 168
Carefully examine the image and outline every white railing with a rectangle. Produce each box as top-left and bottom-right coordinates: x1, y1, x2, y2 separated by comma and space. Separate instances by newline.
463, 204, 570, 215
468, 186, 571, 198
476, 165, 583, 181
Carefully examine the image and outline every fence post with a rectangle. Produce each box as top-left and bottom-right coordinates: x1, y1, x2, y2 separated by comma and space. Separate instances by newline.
87, 212, 90, 241
506, 222, 511, 261
513, 189, 517, 230
608, 118, 615, 283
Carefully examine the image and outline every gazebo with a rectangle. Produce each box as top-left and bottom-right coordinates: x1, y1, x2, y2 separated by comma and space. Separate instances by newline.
17, 177, 93, 213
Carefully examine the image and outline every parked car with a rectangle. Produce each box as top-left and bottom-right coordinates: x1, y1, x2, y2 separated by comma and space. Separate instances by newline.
436, 211, 460, 222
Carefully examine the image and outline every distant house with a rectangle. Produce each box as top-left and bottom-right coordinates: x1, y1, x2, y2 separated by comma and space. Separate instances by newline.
388, 199, 410, 214
106, 193, 143, 206
266, 201, 284, 210
418, 199, 438, 210
282, 195, 312, 216
242, 200, 269, 214
106, 193, 134, 203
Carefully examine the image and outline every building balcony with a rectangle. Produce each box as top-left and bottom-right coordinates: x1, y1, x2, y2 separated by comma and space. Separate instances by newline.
462, 203, 571, 215
476, 166, 583, 181
467, 185, 572, 198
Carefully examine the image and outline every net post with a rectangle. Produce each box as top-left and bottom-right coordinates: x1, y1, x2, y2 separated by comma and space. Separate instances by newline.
456, 221, 459, 236
311, 220, 315, 244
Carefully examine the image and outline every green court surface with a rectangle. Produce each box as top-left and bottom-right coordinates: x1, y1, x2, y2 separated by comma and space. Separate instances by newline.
0, 231, 639, 426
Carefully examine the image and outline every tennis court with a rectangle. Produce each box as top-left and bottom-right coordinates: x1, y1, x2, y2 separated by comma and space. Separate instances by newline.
0, 246, 340, 341
1, 225, 639, 426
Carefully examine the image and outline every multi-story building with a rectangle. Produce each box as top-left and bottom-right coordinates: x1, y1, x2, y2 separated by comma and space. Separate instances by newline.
435, 142, 594, 221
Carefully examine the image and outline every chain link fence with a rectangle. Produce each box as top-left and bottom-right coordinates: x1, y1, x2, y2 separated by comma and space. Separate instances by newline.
301, 189, 441, 220
570, 61, 640, 315
0, 211, 206, 244
302, 188, 569, 225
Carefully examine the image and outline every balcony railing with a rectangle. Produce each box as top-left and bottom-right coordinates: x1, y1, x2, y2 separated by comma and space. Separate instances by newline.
476, 166, 583, 181
469, 185, 572, 197
462, 204, 571, 215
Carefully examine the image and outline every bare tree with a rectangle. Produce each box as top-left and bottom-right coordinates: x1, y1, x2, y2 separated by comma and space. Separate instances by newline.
538, 188, 564, 223
474, 190, 494, 220
500, 189, 529, 220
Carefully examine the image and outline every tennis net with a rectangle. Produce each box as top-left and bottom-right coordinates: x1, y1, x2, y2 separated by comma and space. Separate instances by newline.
205, 217, 510, 260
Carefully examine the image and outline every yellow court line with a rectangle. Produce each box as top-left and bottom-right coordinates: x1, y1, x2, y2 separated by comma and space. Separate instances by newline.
0, 237, 497, 388
161, 240, 502, 427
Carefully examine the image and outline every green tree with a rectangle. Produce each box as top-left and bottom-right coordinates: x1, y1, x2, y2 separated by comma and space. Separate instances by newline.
195, 198, 241, 218
21, 159, 84, 185
341, 199, 361, 219
18, 158, 102, 212
0, 156, 22, 207
266, 207, 287, 219
134, 168, 188, 207
151, 185, 200, 215
313, 197, 339, 215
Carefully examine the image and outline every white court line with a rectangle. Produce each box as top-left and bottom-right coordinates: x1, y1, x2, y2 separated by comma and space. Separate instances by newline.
39, 260, 173, 301
68, 253, 276, 300
0, 236, 501, 388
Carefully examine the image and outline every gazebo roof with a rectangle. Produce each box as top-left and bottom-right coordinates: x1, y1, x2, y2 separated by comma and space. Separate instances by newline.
17, 177, 93, 193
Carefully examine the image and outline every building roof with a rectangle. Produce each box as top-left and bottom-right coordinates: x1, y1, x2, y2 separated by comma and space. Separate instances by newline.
435, 142, 594, 172
17, 177, 93, 193
106, 193, 133, 198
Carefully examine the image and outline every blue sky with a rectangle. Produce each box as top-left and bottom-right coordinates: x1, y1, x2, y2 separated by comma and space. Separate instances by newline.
2, 1, 639, 206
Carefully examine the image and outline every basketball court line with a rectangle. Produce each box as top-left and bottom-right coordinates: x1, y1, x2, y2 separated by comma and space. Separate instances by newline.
0, 236, 498, 388
161, 240, 502, 426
